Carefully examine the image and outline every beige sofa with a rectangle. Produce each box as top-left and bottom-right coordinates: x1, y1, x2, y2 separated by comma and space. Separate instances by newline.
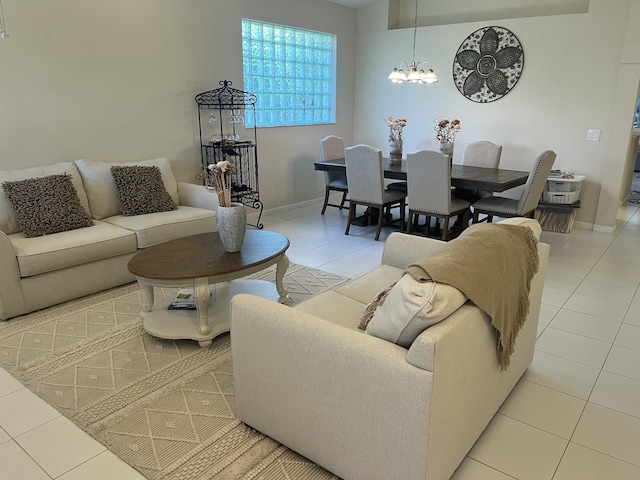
231, 218, 549, 480
0, 158, 217, 320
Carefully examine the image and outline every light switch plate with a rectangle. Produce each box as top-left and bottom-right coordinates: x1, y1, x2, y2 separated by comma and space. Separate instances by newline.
587, 129, 600, 141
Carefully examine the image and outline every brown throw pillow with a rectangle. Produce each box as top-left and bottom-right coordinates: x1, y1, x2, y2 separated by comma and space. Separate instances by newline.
110, 165, 177, 216
1, 174, 93, 237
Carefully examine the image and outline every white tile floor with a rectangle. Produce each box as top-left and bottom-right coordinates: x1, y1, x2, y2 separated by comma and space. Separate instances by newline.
1, 198, 640, 479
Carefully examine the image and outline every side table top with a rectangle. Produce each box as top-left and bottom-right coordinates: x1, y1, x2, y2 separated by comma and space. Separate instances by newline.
127, 230, 290, 281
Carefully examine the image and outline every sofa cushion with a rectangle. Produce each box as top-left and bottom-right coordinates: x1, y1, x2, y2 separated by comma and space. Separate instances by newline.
110, 165, 177, 216
103, 205, 216, 248
365, 275, 468, 348
75, 158, 179, 220
335, 264, 404, 305
294, 290, 366, 332
2, 174, 94, 237
10, 220, 137, 277
0, 162, 90, 235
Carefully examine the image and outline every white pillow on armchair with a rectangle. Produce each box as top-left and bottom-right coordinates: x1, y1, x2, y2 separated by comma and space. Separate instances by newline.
365, 276, 467, 348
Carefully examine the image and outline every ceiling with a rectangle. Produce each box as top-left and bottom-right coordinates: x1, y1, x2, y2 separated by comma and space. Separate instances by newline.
321, 0, 375, 9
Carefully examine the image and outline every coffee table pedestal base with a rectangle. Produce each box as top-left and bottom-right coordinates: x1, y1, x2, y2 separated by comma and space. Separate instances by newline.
141, 279, 280, 348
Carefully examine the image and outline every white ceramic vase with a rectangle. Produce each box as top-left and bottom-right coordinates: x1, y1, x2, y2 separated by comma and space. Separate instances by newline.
216, 202, 247, 252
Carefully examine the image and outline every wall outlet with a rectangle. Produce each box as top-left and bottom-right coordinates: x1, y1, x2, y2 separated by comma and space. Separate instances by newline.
587, 129, 600, 141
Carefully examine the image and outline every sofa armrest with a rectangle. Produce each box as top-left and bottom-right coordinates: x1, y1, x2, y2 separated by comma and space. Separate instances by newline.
177, 182, 218, 210
405, 242, 550, 480
231, 293, 433, 480
381, 231, 448, 268
0, 232, 27, 320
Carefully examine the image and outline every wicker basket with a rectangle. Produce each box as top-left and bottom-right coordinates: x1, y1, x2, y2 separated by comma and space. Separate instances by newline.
542, 176, 585, 204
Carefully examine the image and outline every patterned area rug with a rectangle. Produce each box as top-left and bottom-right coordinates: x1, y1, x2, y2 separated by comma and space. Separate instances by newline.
1, 264, 345, 480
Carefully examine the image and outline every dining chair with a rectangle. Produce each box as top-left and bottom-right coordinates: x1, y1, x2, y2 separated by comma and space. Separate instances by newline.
406, 150, 471, 241
344, 144, 406, 241
472, 150, 556, 224
461, 140, 503, 168
456, 140, 504, 203
318, 135, 348, 214
387, 137, 443, 195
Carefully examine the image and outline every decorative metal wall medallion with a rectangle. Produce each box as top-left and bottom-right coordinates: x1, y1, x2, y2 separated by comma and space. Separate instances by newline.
453, 26, 524, 103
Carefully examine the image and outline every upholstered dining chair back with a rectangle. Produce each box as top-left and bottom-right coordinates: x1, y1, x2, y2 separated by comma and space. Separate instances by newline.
407, 150, 452, 214
461, 141, 503, 169
517, 150, 557, 214
318, 135, 348, 214
471, 150, 556, 224
344, 144, 406, 241
406, 150, 471, 240
344, 144, 385, 204
319, 135, 346, 183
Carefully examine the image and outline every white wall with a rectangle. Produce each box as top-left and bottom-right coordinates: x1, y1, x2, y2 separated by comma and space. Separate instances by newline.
354, 0, 640, 228
3, 0, 639, 228
0, 0, 357, 210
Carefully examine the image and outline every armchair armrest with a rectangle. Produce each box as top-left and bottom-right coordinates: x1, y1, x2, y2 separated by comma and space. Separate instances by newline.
0, 231, 27, 320
177, 182, 218, 210
231, 293, 433, 480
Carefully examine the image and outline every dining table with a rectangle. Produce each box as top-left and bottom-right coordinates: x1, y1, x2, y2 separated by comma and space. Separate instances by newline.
315, 157, 531, 234
314, 158, 530, 193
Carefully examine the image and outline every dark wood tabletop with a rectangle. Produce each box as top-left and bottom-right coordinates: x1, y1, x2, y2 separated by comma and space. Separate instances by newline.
127, 230, 290, 281
314, 158, 530, 193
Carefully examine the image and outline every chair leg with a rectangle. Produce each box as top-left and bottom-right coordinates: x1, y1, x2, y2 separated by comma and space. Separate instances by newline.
339, 191, 348, 209
425, 216, 431, 236
345, 203, 355, 235
375, 207, 384, 241
462, 209, 470, 231
321, 186, 331, 215
406, 211, 414, 233
442, 217, 450, 241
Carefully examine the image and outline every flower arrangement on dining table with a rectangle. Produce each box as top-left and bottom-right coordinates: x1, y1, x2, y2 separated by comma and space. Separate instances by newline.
387, 116, 407, 143
434, 117, 461, 144
202, 160, 238, 207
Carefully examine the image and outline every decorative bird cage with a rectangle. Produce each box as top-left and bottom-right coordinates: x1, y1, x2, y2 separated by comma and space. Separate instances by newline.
195, 80, 263, 228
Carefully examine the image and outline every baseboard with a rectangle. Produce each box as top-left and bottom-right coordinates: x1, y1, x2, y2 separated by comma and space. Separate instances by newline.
573, 220, 594, 231
245, 197, 324, 225
593, 224, 615, 233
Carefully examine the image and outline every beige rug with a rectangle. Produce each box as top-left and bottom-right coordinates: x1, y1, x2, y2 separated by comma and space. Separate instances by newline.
1, 264, 345, 480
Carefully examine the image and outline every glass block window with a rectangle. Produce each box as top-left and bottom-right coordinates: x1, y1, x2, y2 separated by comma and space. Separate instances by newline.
242, 19, 336, 127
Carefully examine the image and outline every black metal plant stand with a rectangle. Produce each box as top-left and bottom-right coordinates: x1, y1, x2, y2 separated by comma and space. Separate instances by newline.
195, 80, 263, 228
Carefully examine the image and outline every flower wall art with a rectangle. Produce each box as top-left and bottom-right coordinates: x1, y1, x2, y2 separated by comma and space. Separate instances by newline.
452, 26, 524, 103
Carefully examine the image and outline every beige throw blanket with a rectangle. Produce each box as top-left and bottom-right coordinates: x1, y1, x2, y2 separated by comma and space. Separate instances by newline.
406, 223, 539, 370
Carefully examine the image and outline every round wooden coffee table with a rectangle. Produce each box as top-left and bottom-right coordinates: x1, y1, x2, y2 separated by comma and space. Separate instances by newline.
127, 230, 290, 347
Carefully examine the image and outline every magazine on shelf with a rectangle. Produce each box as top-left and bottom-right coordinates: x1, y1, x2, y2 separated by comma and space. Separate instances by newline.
167, 288, 212, 310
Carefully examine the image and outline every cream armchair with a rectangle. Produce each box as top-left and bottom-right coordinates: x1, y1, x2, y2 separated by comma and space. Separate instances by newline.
231, 221, 550, 480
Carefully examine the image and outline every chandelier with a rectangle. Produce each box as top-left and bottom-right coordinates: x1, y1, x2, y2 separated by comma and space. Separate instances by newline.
387, 0, 437, 84
0, 0, 8, 39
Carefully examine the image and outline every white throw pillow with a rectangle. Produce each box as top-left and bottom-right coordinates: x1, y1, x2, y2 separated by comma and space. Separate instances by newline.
75, 158, 179, 220
366, 274, 467, 348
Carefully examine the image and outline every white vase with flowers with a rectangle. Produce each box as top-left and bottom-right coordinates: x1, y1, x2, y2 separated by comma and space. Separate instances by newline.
387, 116, 407, 163
434, 117, 461, 156
201, 160, 246, 252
